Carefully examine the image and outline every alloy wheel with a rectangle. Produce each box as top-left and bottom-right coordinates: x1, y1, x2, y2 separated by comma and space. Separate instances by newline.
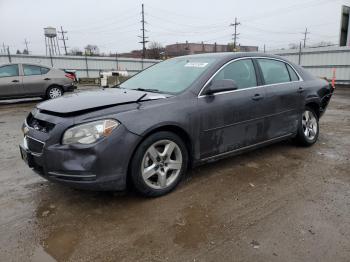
302, 110, 318, 140
141, 139, 183, 190
49, 87, 62, 99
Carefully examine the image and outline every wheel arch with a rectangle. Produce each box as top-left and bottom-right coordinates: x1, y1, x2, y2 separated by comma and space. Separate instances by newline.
126, 124, 193, 188
305, 101, 320, 118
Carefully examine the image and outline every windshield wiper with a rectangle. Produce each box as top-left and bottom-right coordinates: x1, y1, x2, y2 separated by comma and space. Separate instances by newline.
136, 93, 148, 102
133, 88, 162, 93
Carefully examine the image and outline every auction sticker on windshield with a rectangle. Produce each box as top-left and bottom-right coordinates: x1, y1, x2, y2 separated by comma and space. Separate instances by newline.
184, 62, 209, 68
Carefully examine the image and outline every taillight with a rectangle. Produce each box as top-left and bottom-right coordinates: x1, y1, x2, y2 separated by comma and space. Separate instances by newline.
65, 73, 75, 80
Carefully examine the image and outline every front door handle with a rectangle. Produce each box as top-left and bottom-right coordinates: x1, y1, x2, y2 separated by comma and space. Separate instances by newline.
297, 87, 305, 93
252, 93, 264, 101
44, 78, 51, 81
12, 79, 19, 83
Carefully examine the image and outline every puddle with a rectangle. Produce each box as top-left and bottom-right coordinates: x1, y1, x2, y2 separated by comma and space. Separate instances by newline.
173, 204, 213, 249
42, 227, 80, 261
32, 245, 56, 262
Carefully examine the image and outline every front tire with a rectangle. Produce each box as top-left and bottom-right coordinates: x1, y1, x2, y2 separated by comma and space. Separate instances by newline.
130, 131, 188, 197
296, 107, 319, 146
46, 85, 63, 99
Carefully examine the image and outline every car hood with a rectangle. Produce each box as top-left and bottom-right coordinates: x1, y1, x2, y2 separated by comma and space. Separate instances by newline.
36, 88, 168, 115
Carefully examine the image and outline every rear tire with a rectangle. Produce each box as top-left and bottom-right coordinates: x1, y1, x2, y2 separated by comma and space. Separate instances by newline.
46, 85, 63, 99
295, 106, 319, 146
130, 131, 188, 197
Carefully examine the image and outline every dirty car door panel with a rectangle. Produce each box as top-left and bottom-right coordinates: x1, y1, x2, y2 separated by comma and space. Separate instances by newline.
256, 58, 301, 140
198, 59, 266, 159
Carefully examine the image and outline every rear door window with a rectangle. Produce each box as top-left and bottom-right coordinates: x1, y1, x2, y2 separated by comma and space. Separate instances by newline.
286, 64, 299, 81
0, 64, 19, 77
213, 59, 257, 89
257, 59, 290, 85
23, 65, 42, 76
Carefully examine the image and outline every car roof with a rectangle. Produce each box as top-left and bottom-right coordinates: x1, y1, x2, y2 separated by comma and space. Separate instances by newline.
175, 52, 288, 61
0, 63, 52, 68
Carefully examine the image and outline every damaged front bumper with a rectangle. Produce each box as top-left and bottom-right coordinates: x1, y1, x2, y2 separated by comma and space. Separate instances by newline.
20, 116, 141, 191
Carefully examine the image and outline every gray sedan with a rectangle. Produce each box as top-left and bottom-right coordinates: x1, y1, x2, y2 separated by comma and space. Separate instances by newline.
0, 63, 75, 100
20, 53, 333, 197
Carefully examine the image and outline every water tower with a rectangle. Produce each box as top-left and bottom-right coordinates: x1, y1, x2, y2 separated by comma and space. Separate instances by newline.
44, 27, 61, 56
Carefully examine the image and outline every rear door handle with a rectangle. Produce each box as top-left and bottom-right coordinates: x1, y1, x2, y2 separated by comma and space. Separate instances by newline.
297, 87, 305, 93
252, 93, 264, 101
12, 79, 19, 83
44, 78, 51, 81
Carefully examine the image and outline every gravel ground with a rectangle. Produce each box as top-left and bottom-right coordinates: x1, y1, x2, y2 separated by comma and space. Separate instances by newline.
0, 87, 349, 262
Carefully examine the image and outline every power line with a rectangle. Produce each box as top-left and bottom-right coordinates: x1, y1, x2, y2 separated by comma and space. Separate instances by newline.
58, 26, 68, 55
146, 3, 230, 23
139, 3, 149, 58
242, 24, 300, 35
68, 7, 139, 32
147, 12, 227, 30
241, 0, 339, 23
302, 27, 311, 48
230, 17, 240, 50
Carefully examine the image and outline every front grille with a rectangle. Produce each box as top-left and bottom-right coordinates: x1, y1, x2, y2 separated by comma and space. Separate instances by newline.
26, 136, 44, 154
27, 113, 55, 133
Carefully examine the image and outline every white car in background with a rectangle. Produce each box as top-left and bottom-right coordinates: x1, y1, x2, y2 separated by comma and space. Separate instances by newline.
0, 63, 76, 100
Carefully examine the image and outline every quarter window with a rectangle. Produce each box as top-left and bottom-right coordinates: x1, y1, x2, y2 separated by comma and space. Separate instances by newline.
258, 59, 290, 85
286, 64, 299, 81
213, 59, 257, 89
0, 64, 19, 77
41, 67, 50, 74
23, 65, 43, 76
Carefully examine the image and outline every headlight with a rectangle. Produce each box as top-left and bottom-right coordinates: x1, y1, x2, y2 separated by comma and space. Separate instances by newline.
62, 119, 119, 145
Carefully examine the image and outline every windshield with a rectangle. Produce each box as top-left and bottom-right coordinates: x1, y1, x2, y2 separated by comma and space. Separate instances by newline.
120, 57, 218, 94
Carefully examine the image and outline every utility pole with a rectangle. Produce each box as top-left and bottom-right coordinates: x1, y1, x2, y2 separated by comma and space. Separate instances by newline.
115, 51, 119, 70
24, 38, 30, 53
302, 27, 310, 48
7, 46, 11, 63
230, 17, 241, 51
84, 51, 89, 77
298, 42, 302, 65
2, 43, 6, 54
58, 26, 68, 55
139, 3, 148, 59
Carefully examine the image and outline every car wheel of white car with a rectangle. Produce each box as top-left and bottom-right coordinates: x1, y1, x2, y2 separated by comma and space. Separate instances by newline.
47, 86, 63, 99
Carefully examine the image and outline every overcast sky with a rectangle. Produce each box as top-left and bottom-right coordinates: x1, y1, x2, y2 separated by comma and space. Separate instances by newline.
0, 0, 349, 55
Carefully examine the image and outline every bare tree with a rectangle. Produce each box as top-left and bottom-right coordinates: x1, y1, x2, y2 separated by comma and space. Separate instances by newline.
227, 43, 240, 52
84, 44, 100, 56
288, 43, 299, 49
69, 47, 83, 56
147, 41, 164, 59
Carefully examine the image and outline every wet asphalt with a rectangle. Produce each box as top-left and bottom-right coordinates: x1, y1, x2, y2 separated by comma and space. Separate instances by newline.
0, 87, 349, 262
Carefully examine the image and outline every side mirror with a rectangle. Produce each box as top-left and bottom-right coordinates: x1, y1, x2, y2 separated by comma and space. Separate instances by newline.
205, 79, 238, 95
